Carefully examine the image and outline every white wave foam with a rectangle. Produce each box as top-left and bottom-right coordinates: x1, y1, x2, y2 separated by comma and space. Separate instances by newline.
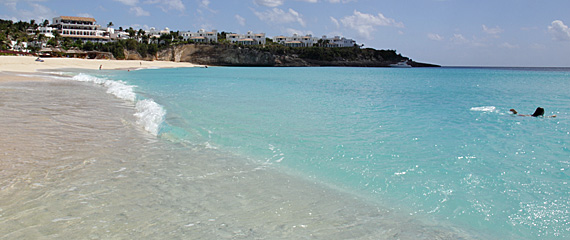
70, 73, 165, 136
134, 99, 166, 136
72, 73, 135, 102
470, 106, 496, 112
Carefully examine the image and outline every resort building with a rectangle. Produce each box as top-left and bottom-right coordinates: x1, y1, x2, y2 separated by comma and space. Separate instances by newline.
272, 34, 357, 48
226, 31, 266, 45
147, 27, 171, 39
51, 16, 110, 43
181, 29, 218, 43
321, 35, 357, 48
26, 26, 55, 38
109, 28, 130, 41
273, 34, 318, 47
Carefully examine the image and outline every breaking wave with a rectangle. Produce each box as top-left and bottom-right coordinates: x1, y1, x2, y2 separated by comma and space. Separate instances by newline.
71, 73, 165, 136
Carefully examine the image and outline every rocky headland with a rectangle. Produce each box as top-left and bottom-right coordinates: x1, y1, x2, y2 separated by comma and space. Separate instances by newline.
125, 44, 439, 67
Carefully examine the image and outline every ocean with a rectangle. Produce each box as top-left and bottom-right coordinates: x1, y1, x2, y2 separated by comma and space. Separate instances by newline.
1, 66, 569, 239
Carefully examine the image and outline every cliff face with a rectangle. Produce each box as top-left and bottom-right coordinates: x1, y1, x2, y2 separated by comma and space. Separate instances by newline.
155, 44, 276, 66
143, 44, 439, 67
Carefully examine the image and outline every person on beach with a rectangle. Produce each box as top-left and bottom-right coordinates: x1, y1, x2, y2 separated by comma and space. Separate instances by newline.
99, 65, 102, 70
509, 107, 556, 117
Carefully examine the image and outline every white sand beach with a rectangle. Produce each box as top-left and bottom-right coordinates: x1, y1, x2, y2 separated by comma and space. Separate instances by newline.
0, 55, 201, 75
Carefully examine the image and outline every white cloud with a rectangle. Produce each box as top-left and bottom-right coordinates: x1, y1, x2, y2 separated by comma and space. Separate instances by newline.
144, 0, 185, 12
482, 25, 503, 35
330, 16, 339, 28
427, 33, 444, 41
77, 13, 94, 18
114, 0, 139, 6
450, 33, 469, 44
201, 0, 211, 8
284, 28, 312, 36
339, 10, 404, 39
254, 0, 284, 7
130, 6, 150, 16
1, 2, 57, 22
254, 0, 352, 5
235, 14, 246, 26
548, 20, 570, 41
500, 42, 519, 49
253, 8, 306, 27
328, 0, 356, 3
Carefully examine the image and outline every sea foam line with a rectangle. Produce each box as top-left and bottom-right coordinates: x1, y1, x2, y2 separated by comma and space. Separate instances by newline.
470, 106, 497, 112
71, 73, 165, 136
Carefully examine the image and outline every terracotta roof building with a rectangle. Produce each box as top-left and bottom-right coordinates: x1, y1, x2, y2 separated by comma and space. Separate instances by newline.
52, 16, 110, 43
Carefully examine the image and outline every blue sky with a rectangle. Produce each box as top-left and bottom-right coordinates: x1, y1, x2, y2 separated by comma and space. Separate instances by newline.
2, 0, 570, 67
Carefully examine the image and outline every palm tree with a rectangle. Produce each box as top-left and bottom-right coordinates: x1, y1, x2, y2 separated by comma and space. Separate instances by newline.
42, 19, 49, 27
51, 29, 61, 47
128, 27, 136, 39
137, 29, 145, 40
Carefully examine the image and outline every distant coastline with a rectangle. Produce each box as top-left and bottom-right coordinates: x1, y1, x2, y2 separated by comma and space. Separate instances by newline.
1, 17, 440, 68
128, 43, 441, 68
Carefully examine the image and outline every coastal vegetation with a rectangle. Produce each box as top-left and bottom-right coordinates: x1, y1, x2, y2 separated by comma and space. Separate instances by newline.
1, 18, 437, 67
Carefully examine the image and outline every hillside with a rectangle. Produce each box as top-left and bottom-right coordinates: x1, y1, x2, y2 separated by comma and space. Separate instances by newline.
127, 44, 440, 67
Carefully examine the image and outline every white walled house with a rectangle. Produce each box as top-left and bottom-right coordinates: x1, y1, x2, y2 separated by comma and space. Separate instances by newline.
147, 27, 171, 39
227, 31, 266, 45
181, 29, 218, 43
321, 35, 356, 48
27, 26, 55, 38
9, 41, 29, 52
273, 34, 357, 48
52, 16, 110, 43
273, 34, 318, 47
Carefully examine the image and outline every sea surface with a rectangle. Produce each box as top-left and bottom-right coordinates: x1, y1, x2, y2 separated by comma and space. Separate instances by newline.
1, 66, 569, 239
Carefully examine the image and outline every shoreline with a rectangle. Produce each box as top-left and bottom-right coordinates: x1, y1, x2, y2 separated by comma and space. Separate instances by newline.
0, 55, 204, 76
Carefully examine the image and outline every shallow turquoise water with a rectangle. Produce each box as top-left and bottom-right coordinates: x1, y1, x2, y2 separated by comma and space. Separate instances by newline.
103, 67, 569, 239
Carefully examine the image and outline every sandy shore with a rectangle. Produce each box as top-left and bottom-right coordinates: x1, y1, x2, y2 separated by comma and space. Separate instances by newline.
0, 55, 201, 75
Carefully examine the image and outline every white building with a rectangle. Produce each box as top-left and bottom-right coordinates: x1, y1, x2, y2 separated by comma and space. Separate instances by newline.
273, 34, 318, 47
9, 41, 29, 52
321, 35, 356, 48
181, 29, 218, 43
52, 16, 109, 43
110, 29, 130, 41
226, 31, 266, 45
272, 34, 357, 48
27, 26, 55, 38
146, 27, 171, 39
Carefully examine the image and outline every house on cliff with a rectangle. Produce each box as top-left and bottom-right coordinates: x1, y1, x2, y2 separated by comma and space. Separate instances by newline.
273, 34, 357, 48
226, 31, 266, 45
273, 34, 318, 47
182, 29, 218, 43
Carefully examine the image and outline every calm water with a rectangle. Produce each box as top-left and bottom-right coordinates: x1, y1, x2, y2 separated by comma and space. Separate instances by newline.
103, 66, 569, 239
2, 67, 569, 239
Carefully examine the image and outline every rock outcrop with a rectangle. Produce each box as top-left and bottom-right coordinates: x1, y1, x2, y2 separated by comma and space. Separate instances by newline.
143, 44, 439, 67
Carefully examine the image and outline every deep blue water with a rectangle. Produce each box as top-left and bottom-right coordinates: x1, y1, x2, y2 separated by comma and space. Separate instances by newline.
96, 67, 569, 239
